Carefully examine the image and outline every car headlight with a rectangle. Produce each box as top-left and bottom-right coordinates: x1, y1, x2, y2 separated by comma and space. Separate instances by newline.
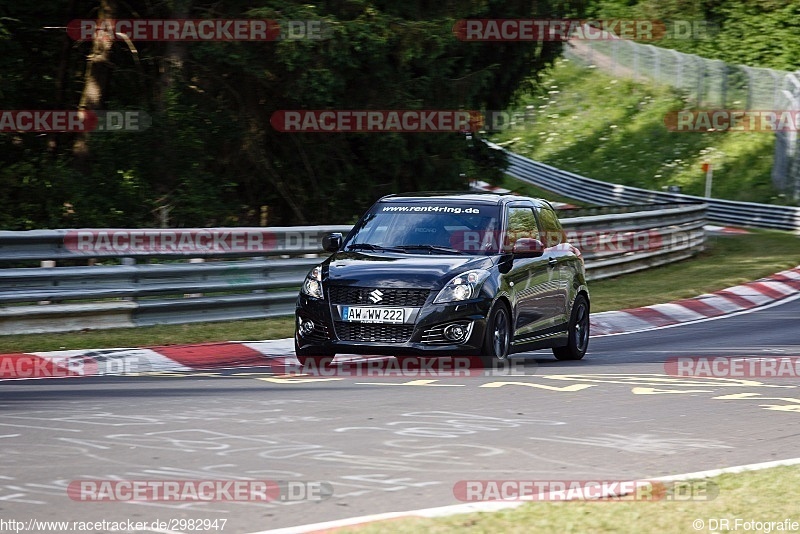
301, 265, 324, 299
434, 269, 491, 304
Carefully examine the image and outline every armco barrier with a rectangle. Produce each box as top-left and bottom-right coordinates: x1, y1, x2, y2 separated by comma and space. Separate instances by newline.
0, 226, 354, 262
493, 143, 800, 232
0, 204, 706, 335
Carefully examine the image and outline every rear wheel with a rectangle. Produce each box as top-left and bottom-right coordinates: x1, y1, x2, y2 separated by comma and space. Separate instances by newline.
553, 294, 590, 361
480, 302, 511, 368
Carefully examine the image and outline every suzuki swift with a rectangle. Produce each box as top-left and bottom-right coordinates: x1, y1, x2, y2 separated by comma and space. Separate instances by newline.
294, 192, 590, 367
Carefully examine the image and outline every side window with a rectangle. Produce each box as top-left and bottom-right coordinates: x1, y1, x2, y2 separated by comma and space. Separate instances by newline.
505, 206, 539, 250
537, 206, 564, 247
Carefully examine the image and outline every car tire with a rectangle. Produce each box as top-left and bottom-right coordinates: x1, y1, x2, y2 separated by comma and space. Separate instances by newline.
294, 339, 335, 367
480, 301, 511, 368
553, 293, 590, 361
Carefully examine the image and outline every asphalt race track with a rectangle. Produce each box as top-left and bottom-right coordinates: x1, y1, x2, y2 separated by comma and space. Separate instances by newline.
2, 297, 800, 533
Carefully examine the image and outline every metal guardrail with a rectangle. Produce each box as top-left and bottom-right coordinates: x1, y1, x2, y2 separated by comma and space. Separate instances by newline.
0, 226, 354, 263
0, 204, 706, 336
494, 143, 800, 231
567, 204, 706, 272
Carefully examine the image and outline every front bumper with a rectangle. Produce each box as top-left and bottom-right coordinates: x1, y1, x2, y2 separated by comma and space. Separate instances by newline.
294, 294, 492, 356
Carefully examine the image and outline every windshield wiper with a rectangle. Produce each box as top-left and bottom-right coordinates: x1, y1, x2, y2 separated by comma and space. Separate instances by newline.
345, 243, 407, 253
393, 244, 465, 255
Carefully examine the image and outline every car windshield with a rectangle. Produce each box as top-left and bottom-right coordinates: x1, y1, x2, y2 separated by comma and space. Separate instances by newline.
344, 203, 502, 255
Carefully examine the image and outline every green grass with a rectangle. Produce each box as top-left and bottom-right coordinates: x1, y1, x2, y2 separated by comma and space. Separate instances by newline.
335, 465, 800, 534
489, 59, 793, 206
1, 231, 798, 354
497, 175, 587, 208
589, 230, 800, 312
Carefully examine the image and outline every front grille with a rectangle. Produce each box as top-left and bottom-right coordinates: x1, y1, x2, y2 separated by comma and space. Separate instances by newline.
328, 286, 431, 307
334, 322, 414, 343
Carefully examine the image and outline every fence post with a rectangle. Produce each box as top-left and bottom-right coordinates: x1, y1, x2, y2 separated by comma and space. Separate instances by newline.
654, 47, 660, 82
671, 49, 683, 91
185, 258, 205, 298
587, 38, 593, 65
38, 260, 56, 305
783, 73, 800, 201
695, 56, 705, 107
121, 257, 136, 301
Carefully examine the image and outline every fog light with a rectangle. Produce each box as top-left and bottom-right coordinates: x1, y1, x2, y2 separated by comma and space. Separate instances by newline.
444, 324, 467, 342
300, 319, 315, 336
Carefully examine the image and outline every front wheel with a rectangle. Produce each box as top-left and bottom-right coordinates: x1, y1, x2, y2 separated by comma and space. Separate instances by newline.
294, 339, 335, 367
480, 302, 511, 368
553, 294, 590, 361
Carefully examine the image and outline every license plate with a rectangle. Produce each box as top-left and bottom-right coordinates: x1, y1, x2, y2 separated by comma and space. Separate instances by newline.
341, 306, 405, 324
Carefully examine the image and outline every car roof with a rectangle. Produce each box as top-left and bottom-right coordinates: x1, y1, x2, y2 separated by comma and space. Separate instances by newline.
379, 191, 553, 207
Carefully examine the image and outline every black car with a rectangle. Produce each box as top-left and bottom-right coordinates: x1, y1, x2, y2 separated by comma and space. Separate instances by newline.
294, 192, 590, 367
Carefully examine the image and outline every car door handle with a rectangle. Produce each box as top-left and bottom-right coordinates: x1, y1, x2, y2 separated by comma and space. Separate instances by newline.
548, 258, 558, 267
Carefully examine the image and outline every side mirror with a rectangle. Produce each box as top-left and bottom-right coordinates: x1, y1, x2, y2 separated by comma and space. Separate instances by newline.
322, 233, 343, 252
512, 238, 544, 258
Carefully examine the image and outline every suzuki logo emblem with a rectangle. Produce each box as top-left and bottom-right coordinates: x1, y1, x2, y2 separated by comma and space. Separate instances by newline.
368, 289, 384, 303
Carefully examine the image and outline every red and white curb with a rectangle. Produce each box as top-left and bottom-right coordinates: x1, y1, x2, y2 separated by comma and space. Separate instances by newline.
0, 339, 378, 380
704, 224, 751, 235
590, 265, 800, 336
0, 340, 291, 380
1, 266, 798, 379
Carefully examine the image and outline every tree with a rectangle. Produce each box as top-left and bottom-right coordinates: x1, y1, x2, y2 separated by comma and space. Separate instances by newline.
0, 0, 585, 228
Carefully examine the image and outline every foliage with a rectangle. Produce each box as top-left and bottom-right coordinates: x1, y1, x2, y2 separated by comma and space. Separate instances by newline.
0, 0, 583, 229
3, 0, 797, 229
588, 0, 800, 71
490, 59, 786, 205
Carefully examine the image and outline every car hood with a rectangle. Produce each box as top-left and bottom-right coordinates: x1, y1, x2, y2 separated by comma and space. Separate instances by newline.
324, 252, 496, 289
